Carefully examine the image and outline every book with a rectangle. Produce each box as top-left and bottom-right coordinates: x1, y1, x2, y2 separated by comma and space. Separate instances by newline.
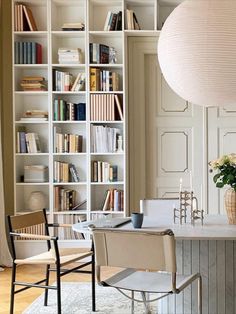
23, 5, 38, 31
114, 94, 123, 120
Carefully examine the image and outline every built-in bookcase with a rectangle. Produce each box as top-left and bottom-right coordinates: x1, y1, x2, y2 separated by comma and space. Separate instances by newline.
12, 0, 180, 250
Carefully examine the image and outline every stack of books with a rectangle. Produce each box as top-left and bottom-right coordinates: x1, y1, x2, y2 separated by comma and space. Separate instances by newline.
89, 44, 109, 64
61, 22, 85, 31
90, 94, 123, 121
55, 214, 85, 239
16, 131, 41, 153
126, 9, 141, 30
53, 70, 73, 91
54, 186, 76, 211
14, 3, 38, 31
20, 110, 48, 121
91, 125, 120, 153
53, 100, 86, 121
104, 11, 122, 31
58, 48, 83, 64
53, 126, 83, 153
20, 76, 47, 91
54, 161, 80, 183
101, 189, 124, 211
91, 161, 118, 182
90, 68, 119, 91
15, 42, 42, 64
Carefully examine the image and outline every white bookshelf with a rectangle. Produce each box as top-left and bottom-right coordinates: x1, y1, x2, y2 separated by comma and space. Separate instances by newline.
12, 0, 180, 249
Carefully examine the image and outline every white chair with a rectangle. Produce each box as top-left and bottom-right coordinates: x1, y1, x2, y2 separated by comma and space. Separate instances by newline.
92, 228, 202, 314
140, 198, 179, 220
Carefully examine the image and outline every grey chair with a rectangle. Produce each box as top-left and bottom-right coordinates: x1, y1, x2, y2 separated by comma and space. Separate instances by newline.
92, 228, 202, 314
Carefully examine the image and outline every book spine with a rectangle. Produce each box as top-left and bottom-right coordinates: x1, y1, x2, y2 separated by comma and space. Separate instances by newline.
36, 43, 42, 64
27, 42, 32, 64
31, 42, 36, 64
23, 42, 27, 64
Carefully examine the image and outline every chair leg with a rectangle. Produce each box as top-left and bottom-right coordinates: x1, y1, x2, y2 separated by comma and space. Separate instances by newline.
10, 263, 16, 314
141, 291, 152, 314
198, 275, 202, 314
56, 264, 61, 314
44, 264, 50, 306
131, 291, 134, 314
91, 255, 96, 312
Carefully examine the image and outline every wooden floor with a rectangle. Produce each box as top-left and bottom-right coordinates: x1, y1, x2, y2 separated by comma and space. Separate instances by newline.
0, 264, 114, 314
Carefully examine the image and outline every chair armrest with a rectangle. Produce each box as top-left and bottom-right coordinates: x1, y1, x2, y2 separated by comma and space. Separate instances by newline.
47, 223, 72, 228
10, 232, 57, 241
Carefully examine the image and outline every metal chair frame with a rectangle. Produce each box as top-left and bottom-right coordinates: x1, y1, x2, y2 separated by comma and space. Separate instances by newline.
7, 208, 95, 314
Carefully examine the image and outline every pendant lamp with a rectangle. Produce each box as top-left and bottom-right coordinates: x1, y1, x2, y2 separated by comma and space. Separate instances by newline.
158, 0, 236, 107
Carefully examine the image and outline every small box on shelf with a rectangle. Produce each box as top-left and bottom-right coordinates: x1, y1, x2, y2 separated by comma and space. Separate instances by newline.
24, 165, 48, 183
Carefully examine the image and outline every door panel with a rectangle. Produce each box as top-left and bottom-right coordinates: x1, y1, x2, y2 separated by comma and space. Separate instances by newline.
128, 37, 204, 212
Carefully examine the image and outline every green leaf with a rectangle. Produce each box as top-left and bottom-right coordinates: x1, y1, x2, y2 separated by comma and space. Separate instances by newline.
216, 182, 224, 188
213, 173, 221, 183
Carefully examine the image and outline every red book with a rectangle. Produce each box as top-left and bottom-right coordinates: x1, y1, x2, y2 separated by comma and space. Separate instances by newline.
36, 43, 42, 64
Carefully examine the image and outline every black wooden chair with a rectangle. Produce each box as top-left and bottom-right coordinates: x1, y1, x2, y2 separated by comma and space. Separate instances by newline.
7, 209, 95, 314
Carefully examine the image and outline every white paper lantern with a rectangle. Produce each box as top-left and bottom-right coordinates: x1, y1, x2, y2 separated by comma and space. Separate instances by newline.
158, 0, 236, 107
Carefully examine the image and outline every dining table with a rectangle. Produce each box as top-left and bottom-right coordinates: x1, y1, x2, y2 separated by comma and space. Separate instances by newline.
73, 214, 236, 314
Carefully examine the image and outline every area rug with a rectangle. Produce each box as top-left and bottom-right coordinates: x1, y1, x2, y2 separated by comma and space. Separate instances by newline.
23, 282, 153, 313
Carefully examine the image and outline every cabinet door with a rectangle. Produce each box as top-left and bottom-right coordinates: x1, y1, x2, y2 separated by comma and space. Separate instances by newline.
128, 36, 204, 211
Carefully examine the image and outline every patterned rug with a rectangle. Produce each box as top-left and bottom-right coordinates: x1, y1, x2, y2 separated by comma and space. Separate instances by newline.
23, 282, 151, 314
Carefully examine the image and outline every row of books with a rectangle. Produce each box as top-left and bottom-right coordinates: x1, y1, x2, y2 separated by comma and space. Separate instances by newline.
54, 161, 80, 183
14, 3, 37, 32
104, 11, 122, 31
16, 131, 41, 153
54, 100, 86, 121
53, 127, 83, 153
91, 125, 120, 153
101, 189, 124, 211
54, 214, 85, 240
91, 161, 118, 182
20, 110, 48, 121
89, 43, 111, 64
90, 94, 123, 121
20, 76, 47, 92
54, 186, 76, 211
58, 48, 83, 64
53, 70, 85, 92
15, 42, 42, 64
90, 68, 119, 91
126, 9, 141, 30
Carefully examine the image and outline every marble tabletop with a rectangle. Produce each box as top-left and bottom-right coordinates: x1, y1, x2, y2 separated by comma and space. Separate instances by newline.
72, 215, 236, 240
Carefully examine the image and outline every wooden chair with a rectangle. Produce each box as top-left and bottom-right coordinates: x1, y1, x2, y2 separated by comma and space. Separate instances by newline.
7, 209, 95, 314
92, 228, 202, 314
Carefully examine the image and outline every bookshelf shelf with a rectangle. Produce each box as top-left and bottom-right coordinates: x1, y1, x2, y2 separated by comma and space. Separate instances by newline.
89, 91, 123, 94
90, 152, 124, 156
15, 121, 49, 124
90, 181, 124, 185
52, 91, 86, 95
53, 211, 88, 215
53, 153, 87, 156
15, 153, 50, 156
14, 64, 48, 68
53, 182, 87, 186
16, 182, 49, 186
89, 64, 123, 68
91, 210, 124, 214
14, 31, 48, 37
51, 64, 86, 68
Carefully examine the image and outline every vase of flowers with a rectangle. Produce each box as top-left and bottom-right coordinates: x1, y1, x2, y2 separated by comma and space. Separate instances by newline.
209, 153, 236, 224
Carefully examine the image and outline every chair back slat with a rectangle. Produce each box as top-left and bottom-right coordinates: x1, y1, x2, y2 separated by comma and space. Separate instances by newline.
93, 229, 177, 273
9, 210, 46, 231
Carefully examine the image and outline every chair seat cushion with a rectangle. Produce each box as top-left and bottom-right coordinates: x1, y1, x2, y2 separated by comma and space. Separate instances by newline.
15, 248, 92, 265
104, 269, 197, 293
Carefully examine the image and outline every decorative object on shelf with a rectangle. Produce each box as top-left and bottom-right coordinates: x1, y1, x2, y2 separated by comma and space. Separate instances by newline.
116, 135, 123, 153
158, 0, 236, 107
109, 47, 117, 64
28, 191, 46, 211
61, 22, 85, 31
209, 153, 236, 224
